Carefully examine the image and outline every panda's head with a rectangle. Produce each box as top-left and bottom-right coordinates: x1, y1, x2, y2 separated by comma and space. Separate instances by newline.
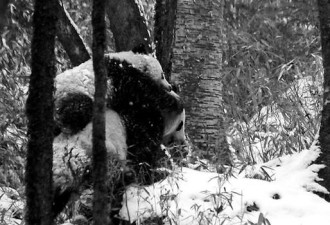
162, 109, 186, 146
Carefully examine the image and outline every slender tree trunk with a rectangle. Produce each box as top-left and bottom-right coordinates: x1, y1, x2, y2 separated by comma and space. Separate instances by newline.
154, 0, 178, 80
106, 0, 152, 52
25, 0, 57, 224
92, 0, 110, 224
316, 0, 330, 201
56, 0, 91, 66
172, 0, 230, 164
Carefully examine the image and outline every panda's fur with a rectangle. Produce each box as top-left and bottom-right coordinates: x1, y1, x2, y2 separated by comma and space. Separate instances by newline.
54, 51, 180, 140
52, 51, 186, 218
55, 51, 184, 165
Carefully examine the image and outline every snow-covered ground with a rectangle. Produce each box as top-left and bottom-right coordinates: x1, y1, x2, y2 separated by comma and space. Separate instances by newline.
1, 139, 330, 225
119, 141, 330, 225
115, 76, 329, 225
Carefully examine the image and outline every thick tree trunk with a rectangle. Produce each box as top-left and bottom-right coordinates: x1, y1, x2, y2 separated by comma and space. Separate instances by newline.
92, 0, 110, 224
172, 0, 230, 164
56, 0, 91, 66
316, 0, 330, 201
25, 0, 57, 224
154, 0, 178, 80
106, 0, 152, 52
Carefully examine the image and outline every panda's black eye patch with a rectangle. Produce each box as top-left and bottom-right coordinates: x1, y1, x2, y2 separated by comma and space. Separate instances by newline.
176, 121, 183, 131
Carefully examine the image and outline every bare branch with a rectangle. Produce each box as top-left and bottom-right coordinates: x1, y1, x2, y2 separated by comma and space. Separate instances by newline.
56, 0, 91, 66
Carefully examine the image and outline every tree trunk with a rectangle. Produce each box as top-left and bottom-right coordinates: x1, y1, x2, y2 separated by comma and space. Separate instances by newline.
154, 0, 178, 80
172, 0, 230, 164
106, 0, 152, 52
316, 0, 330, 201
92, 0, 110, 224
25, 0, 57, 224
56, 0, 91, 66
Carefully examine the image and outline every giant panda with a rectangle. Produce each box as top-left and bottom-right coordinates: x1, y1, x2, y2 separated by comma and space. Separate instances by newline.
54, 50, 173, 135
54, 50, 186, 169
52, 50, 186, 218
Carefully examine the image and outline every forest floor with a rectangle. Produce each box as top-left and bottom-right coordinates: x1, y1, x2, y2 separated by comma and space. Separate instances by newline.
119, 140, 329, 225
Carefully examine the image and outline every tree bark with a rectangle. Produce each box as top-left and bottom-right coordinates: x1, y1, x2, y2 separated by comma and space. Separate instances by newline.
92, 0, 110, 224
56, 0, 91, 66
106, 0, 152, 53
316, 0, 330, 201
172, 0, 230, 164
25, 0, 57, 224
154, 0, 178, 80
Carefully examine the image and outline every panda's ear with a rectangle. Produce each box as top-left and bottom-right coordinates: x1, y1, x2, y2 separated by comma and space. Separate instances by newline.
132, 44, 147, 54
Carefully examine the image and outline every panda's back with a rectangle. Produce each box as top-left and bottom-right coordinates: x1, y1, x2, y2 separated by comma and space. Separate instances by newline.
55, 60, 95, 99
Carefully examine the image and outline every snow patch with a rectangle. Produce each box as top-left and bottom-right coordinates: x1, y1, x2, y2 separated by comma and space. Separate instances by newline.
119, 143, 330, 225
